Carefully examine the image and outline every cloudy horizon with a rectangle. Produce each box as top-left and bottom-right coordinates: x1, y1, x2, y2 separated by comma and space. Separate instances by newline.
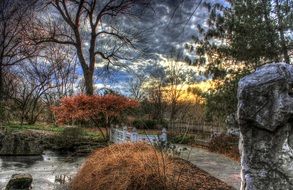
87, 0, 219, 94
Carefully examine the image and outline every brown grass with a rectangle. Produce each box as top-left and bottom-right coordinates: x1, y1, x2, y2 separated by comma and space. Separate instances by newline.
70, 143, 233, 190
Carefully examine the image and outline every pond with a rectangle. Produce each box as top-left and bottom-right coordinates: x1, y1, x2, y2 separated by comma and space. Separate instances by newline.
0, 151, 85, 190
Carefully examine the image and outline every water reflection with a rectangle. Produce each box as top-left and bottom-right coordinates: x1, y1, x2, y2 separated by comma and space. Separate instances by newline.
0, 151, 84, 190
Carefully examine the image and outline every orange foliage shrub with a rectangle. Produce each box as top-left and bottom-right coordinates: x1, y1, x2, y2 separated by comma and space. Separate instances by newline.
70, 143, 234, 190
51, 94, 139, 139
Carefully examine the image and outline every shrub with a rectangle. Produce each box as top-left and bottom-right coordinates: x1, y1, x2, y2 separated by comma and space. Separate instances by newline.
61, 127, 84, 140
208, 134, 240, 161
71, 143, 169, 190
52, 94, 139, 140
132, 119, 157, 129
70, 143, 232, 190
170, 134, 193, 144
54, 127, 84, 150
132, 119, 144, 129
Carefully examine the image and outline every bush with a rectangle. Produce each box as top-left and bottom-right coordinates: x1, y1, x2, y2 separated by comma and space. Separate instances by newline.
132, 119, 144, 129
61, 127, 84, 140
54, 127, 85, 150
204, 70, 250, 124
170, 134, 193, 144
71, 143, 168, 190
52, 94, 139, 140
70, 143, 232, 190
157, 119, 168, 129
132, 119, 157, 129
208, 134, 240, 161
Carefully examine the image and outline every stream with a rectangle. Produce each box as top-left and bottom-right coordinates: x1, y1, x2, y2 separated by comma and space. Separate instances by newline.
0, 151, 85, 190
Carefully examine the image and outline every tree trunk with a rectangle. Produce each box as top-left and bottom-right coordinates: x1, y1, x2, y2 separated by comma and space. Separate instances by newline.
74, 32, 95, 95
84, 70, 94, 95
279, 30, 290, 63
0, 65, 3, 125
169, 101, 176, 122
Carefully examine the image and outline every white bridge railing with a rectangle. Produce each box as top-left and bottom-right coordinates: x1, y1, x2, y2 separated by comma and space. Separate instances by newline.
110, 127, 167, 144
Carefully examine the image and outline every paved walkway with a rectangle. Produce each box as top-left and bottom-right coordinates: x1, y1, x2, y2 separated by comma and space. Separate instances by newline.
177, 145, 241, 190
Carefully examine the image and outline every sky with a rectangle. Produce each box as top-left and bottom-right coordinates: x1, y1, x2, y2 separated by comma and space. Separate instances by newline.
126, 0, 226, 57
69, 0, 226, 94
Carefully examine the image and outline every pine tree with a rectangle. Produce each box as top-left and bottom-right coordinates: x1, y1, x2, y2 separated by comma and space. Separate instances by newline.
273, 0, 293, 64
192, 0, 292, 123
195, 0, 292, 68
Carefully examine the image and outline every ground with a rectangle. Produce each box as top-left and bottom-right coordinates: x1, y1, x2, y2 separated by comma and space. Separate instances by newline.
70, 143, 234, 190
1, 123, 239, 189
168, 158, 235, 190
178, 144, 241, 189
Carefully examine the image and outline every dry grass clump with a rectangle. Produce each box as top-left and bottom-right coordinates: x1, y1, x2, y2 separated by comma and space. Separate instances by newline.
70, 142, 233, 190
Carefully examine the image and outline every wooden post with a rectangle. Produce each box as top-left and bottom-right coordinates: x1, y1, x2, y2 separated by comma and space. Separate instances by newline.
122, 126, 127, 142
131, 127, 138, 142
160, 128, 167, 142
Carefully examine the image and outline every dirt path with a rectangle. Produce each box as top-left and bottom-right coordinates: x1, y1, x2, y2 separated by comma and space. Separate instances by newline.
177, 144, 241, 190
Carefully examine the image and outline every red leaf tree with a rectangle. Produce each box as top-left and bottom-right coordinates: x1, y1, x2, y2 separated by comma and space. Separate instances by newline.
52, 94, 139, 139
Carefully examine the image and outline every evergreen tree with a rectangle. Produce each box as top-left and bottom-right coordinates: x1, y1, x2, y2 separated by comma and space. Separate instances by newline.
195, 0, 292, 68
273, 0, 293, 64
192, 0, 292, 123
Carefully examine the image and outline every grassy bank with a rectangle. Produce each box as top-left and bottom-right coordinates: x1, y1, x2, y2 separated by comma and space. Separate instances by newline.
3, 123, 103, 141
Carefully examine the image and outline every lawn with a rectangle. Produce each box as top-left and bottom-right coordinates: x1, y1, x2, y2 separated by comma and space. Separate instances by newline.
3, 123, 181, 142
3, 123, 103, 140
4, 123, 64, 132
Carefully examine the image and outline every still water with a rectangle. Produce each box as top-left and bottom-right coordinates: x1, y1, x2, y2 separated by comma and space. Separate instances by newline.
0, 151, 85, 190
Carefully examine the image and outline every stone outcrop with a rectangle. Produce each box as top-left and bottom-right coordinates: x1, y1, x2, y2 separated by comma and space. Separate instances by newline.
0, 128, 105, 156
0, 130, 44, 155
237, 63, 293, 190
5, 173, 33, 190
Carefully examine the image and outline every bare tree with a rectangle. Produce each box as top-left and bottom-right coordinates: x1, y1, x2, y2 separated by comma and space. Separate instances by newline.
34, 0, 150, 95
127, 75, 146, 101
0, 0, 38, 123
2, 44, 77, 124
143, 65, 167, 122
11, 58, 58, 124
164, 58, 184, 122
43, 45, 77, 99
43, 45, 78, 122
1, 69, 20, 121
143, 51, 201, 122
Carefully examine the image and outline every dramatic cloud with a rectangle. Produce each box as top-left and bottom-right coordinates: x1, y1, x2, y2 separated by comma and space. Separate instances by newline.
58, 0, 222, 93
135, 0, 210, 57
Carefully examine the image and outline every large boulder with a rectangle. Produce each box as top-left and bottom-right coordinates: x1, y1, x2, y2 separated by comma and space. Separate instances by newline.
5, 173, 33, 190
0, 131, 44, 155
237, 63, 293, 190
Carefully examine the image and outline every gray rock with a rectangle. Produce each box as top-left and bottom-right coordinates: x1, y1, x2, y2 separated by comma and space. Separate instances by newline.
237, 63, 293, 190
0, 131, 43, 155
5, 173, 32, 190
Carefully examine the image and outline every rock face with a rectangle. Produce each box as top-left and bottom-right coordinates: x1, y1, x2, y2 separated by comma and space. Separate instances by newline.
237, 63, 293, 190
5, 173, 33, 190
0, 128, 105, 156
0, 131, 44, 155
